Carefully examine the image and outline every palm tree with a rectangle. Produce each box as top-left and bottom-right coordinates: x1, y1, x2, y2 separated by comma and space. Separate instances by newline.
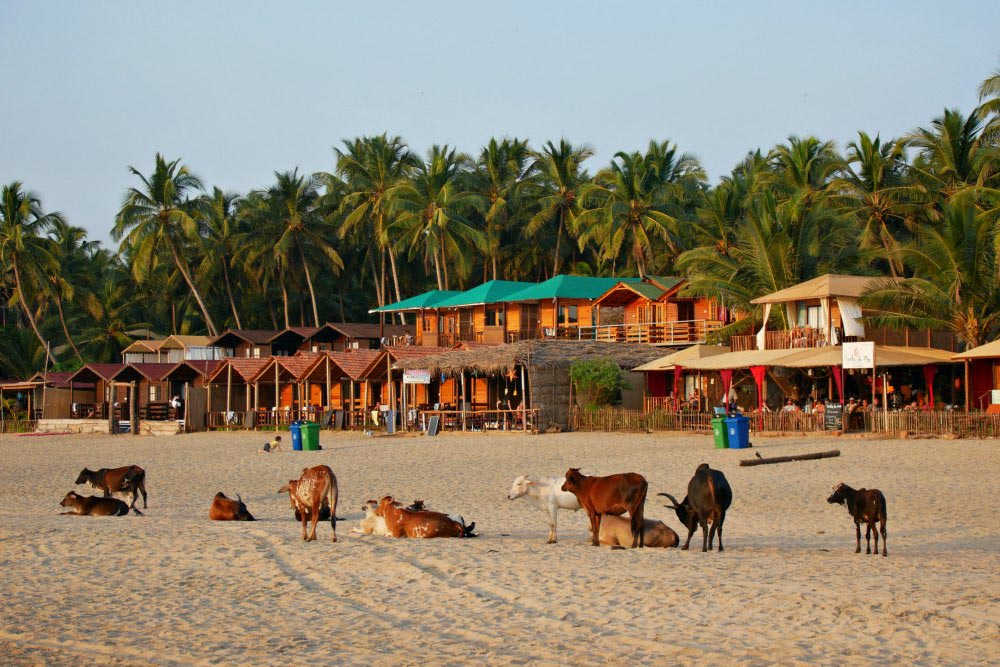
76, 278, 150, 362
197, 188, 244, 329
393, 145, 484, 289
112, 153, 218, 335
977, 70, 1000, 141
0, 182, 60, 364
526, 140, 594, 276
831, 132, 911, 276
335, 135, 418, 316
862, 203, 1000, 347
471, 138, 535, 280
45, 219, 93, 361
905, 109, 994, 210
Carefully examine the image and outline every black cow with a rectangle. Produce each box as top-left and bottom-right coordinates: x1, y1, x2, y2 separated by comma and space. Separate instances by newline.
76, 465, 147, 510
827, 482, 888, 557
659, 463, 732, 552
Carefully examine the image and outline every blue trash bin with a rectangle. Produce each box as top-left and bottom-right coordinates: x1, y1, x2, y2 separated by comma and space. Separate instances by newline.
725, 415, 750, 449
289, 421, 303, 451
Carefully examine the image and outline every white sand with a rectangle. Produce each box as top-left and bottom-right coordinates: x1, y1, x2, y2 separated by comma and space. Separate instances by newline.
0, 429, 997, 665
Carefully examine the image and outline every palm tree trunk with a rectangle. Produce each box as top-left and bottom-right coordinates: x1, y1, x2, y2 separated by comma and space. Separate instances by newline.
553, 213, 563, 275
54, 293, 83, 362
221, 257, 243, 329
369, 252, 384, 307
440, 238, 450, 290
11, 259, 54, 365
280, 272, 290, 328
433, 244, 443, 290
298, 244, 321, 327
387, 247, 406, 325
167, 239, 218, 336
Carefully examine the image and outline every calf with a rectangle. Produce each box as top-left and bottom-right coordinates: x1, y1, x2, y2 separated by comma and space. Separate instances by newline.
561, 468, 648, 548
599, 515, 678, 548
827, 482, 888, 557
375, 496, 475, 538
659, 464, 732, 552
351, 499, 392, 536
76, 465, 147, 510
209, 492, 256, 521
278, 465, 339, 542
59, 491, 141, 516
507, 475, 582, 543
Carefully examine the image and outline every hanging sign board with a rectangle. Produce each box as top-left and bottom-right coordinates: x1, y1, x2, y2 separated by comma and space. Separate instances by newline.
842, 341, 875, 369
824, 402, 843, 430
403, 369, 431, 385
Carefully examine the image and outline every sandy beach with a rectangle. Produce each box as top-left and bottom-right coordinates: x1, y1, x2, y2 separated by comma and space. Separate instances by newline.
0, 429, 997, 665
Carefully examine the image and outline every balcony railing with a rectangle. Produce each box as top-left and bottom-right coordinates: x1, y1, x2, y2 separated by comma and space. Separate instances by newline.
577, 320, 723, 345
730, 326, 958, 352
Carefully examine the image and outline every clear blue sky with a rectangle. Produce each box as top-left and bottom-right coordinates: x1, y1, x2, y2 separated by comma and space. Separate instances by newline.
2, 1, 998, 245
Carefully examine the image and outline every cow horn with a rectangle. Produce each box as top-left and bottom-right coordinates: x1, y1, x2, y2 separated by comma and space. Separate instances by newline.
277, 484, 289, 494
658, 492, 682, 509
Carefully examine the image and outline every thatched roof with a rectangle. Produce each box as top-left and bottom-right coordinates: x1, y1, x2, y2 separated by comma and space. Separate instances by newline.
393, 340, 667, 374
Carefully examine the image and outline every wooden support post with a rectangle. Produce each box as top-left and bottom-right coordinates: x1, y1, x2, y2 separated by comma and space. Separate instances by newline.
325, 356, 331, 412
41, 341, 50, 420
350, 380, 356, 428
69, 381, 74, 416
183, 381, 189, 433
130, 381, 138, 436
1, 388, 5, 432
460, 371, 467, 431
206, 381, 212, 429
521, 366, 527, 432
274, 361, 280, 428
107, 382, 113, 434
245, 383, 250, 422
253, 381, 259, 429
964, 359, 970, 413
226, 364, 232, 426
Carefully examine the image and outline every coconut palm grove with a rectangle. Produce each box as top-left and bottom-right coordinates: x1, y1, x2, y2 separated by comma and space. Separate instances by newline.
1, 72, 999, 379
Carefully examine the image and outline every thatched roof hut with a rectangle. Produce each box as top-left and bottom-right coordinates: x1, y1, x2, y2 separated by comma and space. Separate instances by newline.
394, 340, 665, 430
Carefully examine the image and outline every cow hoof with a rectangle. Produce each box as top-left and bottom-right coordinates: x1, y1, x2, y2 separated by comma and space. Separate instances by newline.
866, 549, 871, 554
331, 537, 337, 543
855, 548, 861, 553
681, 545, 689, 551
882, 552, 888, 557
547, 539, 557, 544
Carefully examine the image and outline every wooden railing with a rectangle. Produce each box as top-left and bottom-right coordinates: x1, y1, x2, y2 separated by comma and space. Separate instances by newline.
579, 320, 723, 345
418, 408, 538, 432
71, 403, 107, 419
731, 326, 959, 352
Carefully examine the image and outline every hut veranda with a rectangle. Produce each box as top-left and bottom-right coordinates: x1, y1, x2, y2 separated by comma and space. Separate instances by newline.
394, 340, 665, 431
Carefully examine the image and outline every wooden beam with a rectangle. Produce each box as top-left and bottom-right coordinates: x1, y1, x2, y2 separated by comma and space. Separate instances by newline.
740, 449, 840, 467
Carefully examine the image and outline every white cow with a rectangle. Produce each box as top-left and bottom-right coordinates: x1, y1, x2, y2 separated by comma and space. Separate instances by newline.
351, 500, 392, 536
507, 475, 582, 543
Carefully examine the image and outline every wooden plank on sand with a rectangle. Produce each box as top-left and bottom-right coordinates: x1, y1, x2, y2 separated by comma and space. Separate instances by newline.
740, 449, 841, 467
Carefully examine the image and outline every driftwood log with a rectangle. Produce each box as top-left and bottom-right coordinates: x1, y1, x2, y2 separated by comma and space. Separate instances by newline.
740, 449, 841, 467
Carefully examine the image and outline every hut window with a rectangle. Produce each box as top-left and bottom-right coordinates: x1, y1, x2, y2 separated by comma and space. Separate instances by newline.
252, 347, 261, 358
560, 305, 578, 324
797, 304, 821, 329
423, 315, 432, 332
149, 385, 159, 402
486, 306, 505, 327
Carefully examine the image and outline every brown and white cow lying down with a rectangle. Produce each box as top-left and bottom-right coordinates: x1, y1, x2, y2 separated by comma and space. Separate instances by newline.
76, 465, 147, 510
278, 466, 338, 542
352, 500, 392, 536
209, 492, 256, 521
375, 496, 476, 538
59, 491, 142, 516
599, 515, 677, 548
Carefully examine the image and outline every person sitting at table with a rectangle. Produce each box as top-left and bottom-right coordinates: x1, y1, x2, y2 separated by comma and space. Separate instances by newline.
781, 399, 799, 412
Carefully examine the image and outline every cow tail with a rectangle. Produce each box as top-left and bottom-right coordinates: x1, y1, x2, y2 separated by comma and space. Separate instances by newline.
634, 480, 648, 547
329, 473, 338, 535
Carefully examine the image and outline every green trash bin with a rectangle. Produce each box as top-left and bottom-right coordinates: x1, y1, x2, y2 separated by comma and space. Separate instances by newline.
301, 421, 320, 451
711, 416, 729, 449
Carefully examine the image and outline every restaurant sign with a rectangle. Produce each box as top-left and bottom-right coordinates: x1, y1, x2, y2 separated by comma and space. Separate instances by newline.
842, 341, 875, 369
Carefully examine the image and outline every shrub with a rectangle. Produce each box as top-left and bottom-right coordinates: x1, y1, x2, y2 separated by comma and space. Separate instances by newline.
570, 358, 627, 409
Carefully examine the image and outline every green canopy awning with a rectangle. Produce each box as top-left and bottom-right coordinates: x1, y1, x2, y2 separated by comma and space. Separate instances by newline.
503, 274, 642, 302
369, 289, 462, 313
433, 280, 537, 308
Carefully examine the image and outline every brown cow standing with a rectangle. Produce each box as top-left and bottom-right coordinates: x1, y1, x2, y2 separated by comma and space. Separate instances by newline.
561, 468, 648, 548
209, 492, 256, 521
278, 466, 338, 542
76, 465, 147, 510
374, 496, 473, 538
827, 482, 888, 556
59, 491, 141, 516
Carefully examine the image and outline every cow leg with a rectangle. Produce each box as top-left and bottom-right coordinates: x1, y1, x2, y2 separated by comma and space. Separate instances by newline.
139, 481, 148, 508
102, 487, 111, 498
309, 506, 319, 541
708, 520, 718, 552
871, 521, 879, 556
129, 487, 139, 510
700, 518, 709, 552
865, 523, 872, 554
854, 521, 861, 553
880, 520, 887, 557
547, 503, 558, 544
300, 509, 309, 541
588, 511, 600, 546
632, 483, 647, 548
716, 512, 726, 552
682, 517, 697, 550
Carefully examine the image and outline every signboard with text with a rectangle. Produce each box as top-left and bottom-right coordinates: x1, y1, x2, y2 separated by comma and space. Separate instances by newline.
403, 369, 431, 384
842, 341, 875, 369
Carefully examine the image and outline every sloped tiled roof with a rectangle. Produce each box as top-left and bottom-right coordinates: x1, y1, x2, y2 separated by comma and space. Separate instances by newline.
114, 363, 176, 382
327, 349, 384, 380
208, 358, 272, 383
751, 274, 883, 305
210, 329, 280, 346
69, 363, 126, 383
434, 280, 537, 308
121, 339, 166, 353
165, 360, 222, 380
160, 334, 215, 348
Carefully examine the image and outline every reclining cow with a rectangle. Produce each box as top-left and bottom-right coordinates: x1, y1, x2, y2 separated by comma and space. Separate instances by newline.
278, 465, 339, 542
374, 496, 476, 538
599, 515, 678, 548
561, 468, 648, 548
351, 499, 392, 536
209, 492, 256, 521
59, 491, 142, 516
660, 463, 732, 552
76, 465, 147, 510
827, 482, 887, 557
507, 475, 582, 543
